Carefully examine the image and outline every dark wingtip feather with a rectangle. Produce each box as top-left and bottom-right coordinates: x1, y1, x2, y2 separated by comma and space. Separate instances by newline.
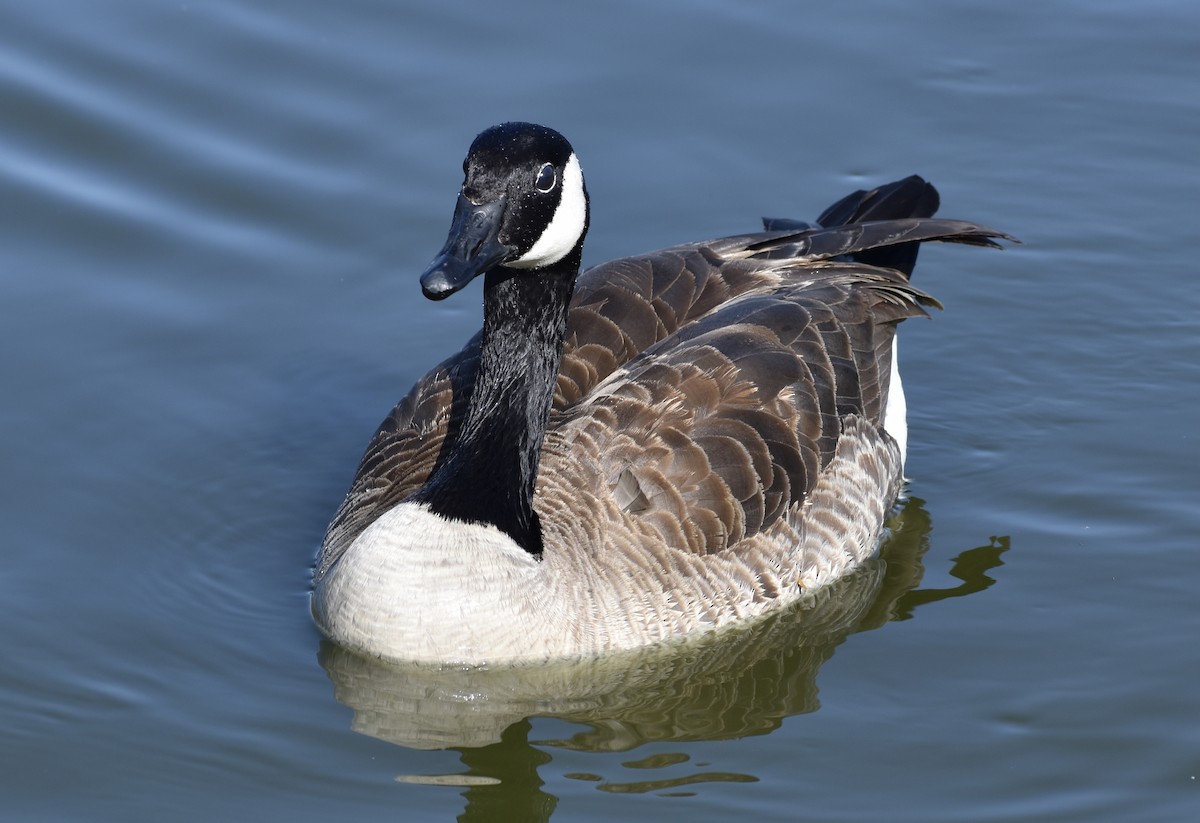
745, 219, 1015, 266
761, 217, 817, 232
756, 171, 1015, 279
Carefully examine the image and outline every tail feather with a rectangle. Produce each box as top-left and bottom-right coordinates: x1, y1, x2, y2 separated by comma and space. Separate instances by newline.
819, 176, 939, 278
815, 175, 940, 227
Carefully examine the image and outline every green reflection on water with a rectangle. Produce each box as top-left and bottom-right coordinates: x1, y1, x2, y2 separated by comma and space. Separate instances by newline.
318, 495, 1007, 819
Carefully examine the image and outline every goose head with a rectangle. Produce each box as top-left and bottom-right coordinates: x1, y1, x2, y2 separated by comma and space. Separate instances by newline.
419, 122, 591, 300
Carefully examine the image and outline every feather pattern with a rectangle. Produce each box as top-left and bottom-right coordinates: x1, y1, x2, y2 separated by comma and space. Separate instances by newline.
318, 246, 932, 569
312, 124, 1012, 663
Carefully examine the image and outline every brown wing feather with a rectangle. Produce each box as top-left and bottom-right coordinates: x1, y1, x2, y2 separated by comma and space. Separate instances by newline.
545, 262, 935, 557
322, 218, 1001, 568
319, 341, 478, 571
556, 247, 784, 404
323, 242, 782, 565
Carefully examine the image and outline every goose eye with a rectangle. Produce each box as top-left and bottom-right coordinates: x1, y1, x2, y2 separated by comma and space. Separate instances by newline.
534, 163, 556, 193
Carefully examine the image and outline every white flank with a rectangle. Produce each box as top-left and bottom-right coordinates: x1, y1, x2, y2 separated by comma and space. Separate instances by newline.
507, 153, 586, 269
882, 338, 908, 470
311, 447, 903, 663
312, 502, 550, 663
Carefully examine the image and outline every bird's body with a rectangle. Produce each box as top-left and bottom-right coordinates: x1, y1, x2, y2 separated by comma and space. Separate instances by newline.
311, 123, 1010, 664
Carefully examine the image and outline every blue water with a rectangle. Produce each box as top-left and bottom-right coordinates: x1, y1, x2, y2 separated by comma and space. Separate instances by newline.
2, 1, 1197, 820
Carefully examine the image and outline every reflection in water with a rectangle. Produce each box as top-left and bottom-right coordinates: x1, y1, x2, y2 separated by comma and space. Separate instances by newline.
455, 721, 558, 823
319, 496, 1006, 815
891, 534, 1008, 621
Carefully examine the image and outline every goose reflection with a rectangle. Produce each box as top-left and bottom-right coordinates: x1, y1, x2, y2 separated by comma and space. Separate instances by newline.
318, 497, 1006, 752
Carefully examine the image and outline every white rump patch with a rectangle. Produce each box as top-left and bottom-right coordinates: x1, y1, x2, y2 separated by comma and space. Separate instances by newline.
883, 338, 908, 470
507, 153, 586, 269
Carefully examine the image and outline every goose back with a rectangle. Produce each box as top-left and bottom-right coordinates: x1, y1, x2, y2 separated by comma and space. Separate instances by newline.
319, 214, 1005, 583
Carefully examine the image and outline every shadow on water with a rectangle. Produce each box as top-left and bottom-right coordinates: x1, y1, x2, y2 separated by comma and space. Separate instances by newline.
317, 496, 1007, 818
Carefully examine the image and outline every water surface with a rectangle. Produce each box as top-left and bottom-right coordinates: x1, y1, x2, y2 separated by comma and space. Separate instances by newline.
2, 1, 1197, 820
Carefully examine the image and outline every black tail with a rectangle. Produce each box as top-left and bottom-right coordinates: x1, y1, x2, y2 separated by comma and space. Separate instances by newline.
814, 175, 940, 227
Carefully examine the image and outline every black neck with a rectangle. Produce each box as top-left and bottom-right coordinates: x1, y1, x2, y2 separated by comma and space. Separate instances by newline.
411, 251, 580, 554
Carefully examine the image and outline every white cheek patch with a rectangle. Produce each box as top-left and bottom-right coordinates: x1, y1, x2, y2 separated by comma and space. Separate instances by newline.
507, 153, 586, 269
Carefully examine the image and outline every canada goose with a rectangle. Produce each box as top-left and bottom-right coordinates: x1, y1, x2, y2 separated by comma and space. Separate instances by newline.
312, 122, 1010, 665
